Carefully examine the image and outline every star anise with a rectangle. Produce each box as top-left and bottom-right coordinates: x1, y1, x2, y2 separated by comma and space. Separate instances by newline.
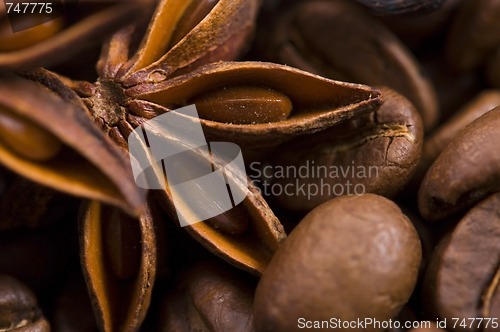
0, 0, 383, 330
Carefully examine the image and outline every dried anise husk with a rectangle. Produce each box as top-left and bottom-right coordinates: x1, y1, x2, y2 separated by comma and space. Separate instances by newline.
0, 0, 148, 71
80, 200, 157, 332
0, 71, 145, 216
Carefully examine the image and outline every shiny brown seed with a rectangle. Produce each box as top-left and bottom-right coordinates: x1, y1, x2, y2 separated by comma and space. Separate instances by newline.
193, 86, 293, 124
0, 107, 62, 161
0, 17, 62, 52
205, 203, 249, 235
80, 201, 157, 332
103, 207, 141, 281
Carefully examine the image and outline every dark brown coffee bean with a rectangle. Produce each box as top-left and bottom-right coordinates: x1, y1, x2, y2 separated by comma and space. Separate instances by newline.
0, 274, 50, 331
159, 261, 255, 332
254, 194, 421, 332
271, 87, 423, 212
414, 90, 500, 184
423, 192, 500, 332
380, 0, 461, 49
446, 0, 500, 71
408, 322, 447, 332
265, 0, 438, 130
419, 107, 500, 221
353, 0, 447, 16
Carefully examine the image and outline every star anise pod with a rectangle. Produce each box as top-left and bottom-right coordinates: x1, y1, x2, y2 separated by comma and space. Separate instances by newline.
0, 0, 383, 330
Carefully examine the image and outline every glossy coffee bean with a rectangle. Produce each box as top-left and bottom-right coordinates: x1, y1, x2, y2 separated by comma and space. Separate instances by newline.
414, 90, 500, 183
272, 87, 423, 212
446, 0, 500, 71
423, 192, 500, 332
159, 261, 255, 332
419, 107, 500, 221
266, 0, 438, 130
353, 0, 447, 16
0, 274, 50, 331
254, 194, 421, 332
408, 322, 447, 332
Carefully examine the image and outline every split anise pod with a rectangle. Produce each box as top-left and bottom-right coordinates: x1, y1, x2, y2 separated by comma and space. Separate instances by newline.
80, 201, 157, 332
0, 0, 148, 71
0, 71, 145, 216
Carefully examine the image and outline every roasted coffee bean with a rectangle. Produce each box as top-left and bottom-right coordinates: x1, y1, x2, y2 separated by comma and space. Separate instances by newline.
446, 0, 500, 71
408, 322, 447, 332
271, 87, 423, 212
0, 274, 50, 331
414, 90, 500, 183
353, 0, 447, 16
193, 86, 293, 124
254, 194, 421, 331
419, 107, 500, 221
423, 192, 500, 332
264, 0, 438, 129
159, 261, 255, 332
379, 0, 461, 49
